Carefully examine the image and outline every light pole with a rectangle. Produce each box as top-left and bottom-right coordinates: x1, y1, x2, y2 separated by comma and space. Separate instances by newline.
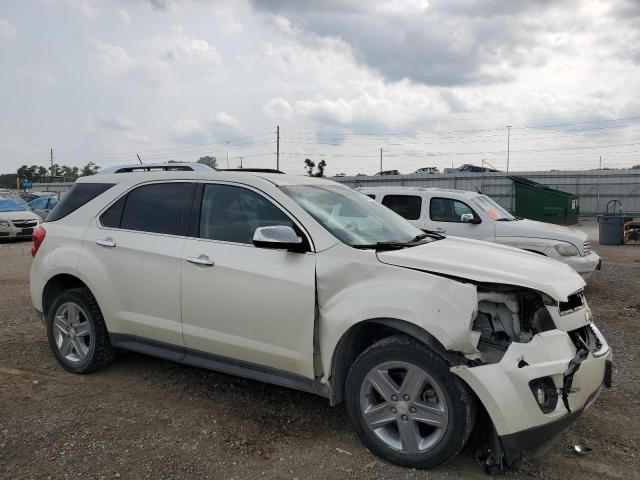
506, 125, 512, 172
226, 141, 230, 169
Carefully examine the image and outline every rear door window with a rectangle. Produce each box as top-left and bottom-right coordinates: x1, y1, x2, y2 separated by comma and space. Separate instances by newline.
381, 195, 422, 220
100, 182, 194, 236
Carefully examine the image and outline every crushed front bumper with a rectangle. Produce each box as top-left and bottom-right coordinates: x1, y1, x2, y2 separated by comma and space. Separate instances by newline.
453, 323, 611, 466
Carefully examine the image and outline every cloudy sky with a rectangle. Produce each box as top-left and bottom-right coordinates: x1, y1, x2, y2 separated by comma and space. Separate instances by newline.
1, 0, 639, 175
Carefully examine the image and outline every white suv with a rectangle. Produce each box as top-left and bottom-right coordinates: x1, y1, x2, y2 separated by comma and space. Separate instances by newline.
30, 170, 612, 471
358, 187, 601, 278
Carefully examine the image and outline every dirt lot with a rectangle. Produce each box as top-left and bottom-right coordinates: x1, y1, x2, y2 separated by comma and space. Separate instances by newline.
1, 228, 639, 480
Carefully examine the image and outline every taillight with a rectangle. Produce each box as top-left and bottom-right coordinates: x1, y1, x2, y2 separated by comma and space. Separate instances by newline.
31, 226, 46, 257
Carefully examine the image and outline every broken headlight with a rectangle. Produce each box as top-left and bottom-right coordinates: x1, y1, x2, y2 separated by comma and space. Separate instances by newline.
472, 287, 556, 358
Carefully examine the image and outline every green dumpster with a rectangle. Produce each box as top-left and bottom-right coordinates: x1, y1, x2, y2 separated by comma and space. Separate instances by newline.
509, 176, 579, 225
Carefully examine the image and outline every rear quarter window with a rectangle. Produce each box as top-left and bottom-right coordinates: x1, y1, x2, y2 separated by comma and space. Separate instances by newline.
46, 183, 115, 222
381, 195, 423, 220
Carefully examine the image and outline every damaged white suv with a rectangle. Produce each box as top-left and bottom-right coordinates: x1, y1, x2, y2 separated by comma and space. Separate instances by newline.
30, 171, 612, 471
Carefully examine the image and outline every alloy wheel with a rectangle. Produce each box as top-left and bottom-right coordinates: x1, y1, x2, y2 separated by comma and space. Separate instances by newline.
359, 361, 449, 454
52, 302, 92, 363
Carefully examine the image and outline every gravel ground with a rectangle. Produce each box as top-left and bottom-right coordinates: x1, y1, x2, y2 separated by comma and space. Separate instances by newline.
1, 225, 639, 480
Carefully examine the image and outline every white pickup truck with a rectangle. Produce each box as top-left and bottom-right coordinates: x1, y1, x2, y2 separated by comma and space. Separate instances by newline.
358, 187, 601, 277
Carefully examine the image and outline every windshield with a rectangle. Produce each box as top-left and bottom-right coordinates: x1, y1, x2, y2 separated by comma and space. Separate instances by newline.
281, 185, 427, 247
472, 195, 514, 221
0, 196, 29, 212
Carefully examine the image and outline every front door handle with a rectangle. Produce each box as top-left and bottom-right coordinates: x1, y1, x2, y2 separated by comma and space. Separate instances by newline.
96, 238, 116, 248
186, 256, 215, 267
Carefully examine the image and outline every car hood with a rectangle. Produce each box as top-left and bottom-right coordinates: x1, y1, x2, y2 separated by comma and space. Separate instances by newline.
495, 218, 587, 248
0, 210, 40, 221
376, 236, 585, 301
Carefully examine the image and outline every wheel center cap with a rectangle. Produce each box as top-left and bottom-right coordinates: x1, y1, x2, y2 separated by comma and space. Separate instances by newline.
396, 402, 409, 415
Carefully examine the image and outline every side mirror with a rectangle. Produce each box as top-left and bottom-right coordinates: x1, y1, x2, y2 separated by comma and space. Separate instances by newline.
461, 213, 481, 224
253, 225, 306, 252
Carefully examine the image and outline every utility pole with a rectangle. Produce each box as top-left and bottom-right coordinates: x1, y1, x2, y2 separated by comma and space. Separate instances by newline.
506, 125, 512, 172
379, 147, 383, 173
50, 148, 54, 170
597, 155, 602, 212
276, 125, 280, 171
226, 142, 230, 169
239, 156, 244, 169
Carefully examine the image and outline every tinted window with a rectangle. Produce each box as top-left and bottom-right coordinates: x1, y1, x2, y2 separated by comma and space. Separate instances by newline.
430, 197, 476, 223
382, 195, 422, 220
118, 183, 194, 235
47, 184, 114, 222
30, 198, 48, 209
100, 196, 126, 228
365, 194, 376, 199
199, 184, 293, 244
48, 197, 59, 209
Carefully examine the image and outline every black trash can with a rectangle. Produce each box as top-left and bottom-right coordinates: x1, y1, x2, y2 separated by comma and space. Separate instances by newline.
598, 200, 625, 245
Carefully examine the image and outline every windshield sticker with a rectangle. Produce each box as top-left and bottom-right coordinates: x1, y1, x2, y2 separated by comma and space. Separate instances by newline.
487, 208, 499, 219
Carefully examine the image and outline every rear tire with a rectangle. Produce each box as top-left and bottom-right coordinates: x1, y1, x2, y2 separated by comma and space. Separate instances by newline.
345, 335, 476, 469
46, 288, 114, 373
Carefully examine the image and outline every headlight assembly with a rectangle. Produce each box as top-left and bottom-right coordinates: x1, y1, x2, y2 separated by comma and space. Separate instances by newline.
0, 220, 10, 227
554, 243, 579, 257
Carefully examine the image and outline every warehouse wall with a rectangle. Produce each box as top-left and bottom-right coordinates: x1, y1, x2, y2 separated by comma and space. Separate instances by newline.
31, 169, 640, 215
333, 169, 640, 215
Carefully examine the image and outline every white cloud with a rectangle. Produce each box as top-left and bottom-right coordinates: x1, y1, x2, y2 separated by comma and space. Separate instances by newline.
170, 118, 208, 143
118, 8, 131, 24
155, 25, 221, 66
263, 98, 293, 120
0, 17, 16, 42
95, 40, 170, 88
99, 116, 136, 131
78, 0, 100, 18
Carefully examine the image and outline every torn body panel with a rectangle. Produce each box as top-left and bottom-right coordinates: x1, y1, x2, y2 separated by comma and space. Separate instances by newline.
315, 243, 479, 383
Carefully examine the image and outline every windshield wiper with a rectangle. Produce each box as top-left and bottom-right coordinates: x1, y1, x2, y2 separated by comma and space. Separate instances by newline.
352, 233, 441, 250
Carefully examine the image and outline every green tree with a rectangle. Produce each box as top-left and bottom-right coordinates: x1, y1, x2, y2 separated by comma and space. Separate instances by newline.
632, 164, 640, 169
81, 162, 100, 176
304, 158, 327, 177
198, 156, 218, 168
37, 166, 48, 181
304, 158, 315, 176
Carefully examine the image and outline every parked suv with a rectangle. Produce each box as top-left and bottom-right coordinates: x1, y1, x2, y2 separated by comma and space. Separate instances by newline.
358, 187, 601, 278
30, 171, 611, 470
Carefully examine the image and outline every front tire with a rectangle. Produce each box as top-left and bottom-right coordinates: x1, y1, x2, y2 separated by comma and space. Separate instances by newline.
345, 335, 476, 469
46, 288, 114, 373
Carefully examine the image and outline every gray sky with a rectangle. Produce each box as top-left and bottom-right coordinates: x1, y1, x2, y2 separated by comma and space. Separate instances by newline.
1, 0, 639, 175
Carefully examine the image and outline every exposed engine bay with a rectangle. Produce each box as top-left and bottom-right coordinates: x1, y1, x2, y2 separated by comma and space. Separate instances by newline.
472, 286, 556, 363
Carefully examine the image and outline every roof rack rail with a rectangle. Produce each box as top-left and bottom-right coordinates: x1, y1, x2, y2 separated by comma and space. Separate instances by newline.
98, 162, 213, 174
217, 168, 285, 174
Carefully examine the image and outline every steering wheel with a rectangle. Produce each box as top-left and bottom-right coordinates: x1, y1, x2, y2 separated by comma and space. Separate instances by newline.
344, 222, 361, 233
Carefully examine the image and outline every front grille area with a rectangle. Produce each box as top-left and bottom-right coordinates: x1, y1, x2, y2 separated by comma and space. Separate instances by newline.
12, 220, 38, 228
583, 240, 591, 255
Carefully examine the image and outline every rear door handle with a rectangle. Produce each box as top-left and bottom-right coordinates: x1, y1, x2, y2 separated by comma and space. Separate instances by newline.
96, 238, 116, 248
186, 256, 215, 267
